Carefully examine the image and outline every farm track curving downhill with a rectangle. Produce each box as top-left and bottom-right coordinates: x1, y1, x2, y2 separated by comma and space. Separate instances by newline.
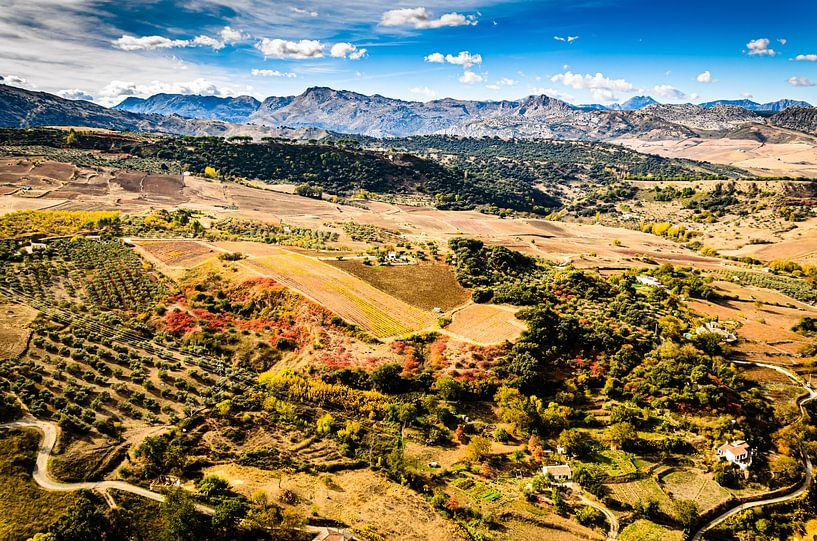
0, 418, 214, 514
690, 360, 816, 541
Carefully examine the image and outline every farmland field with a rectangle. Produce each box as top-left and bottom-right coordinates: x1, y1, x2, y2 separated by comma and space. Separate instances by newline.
445, 303, 525, 345
137, 240, 217, 268
326, 259, 470, 311
244, 250, 436, 338
662, 469, 734, 512
606, 477, 674, 516
619, 519, 684, 541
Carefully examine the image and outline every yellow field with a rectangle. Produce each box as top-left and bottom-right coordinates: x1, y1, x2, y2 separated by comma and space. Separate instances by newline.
445, 303, 525, 345
245, 251, 435, 338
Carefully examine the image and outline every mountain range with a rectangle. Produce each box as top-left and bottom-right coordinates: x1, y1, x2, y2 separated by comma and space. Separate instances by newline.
3, 83, 817, 142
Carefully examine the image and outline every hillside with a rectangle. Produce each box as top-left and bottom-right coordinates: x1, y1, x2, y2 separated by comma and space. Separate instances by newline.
770, 107, 817, 135
114, 94, 261, 123
0, 84, 320, 139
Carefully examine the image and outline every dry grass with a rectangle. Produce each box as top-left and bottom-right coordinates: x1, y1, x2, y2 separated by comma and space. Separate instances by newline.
619, 519, 684, 541
445, 304, 525, 345
0, 303, 37, 359
0, 428, 78, 541
243, 249, 435, 338
202, 463, 461, 541
661, 469, 733, 513
326, 260, 470, 311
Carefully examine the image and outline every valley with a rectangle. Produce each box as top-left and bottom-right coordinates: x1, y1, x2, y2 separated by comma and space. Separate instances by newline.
0, 123, 815, 541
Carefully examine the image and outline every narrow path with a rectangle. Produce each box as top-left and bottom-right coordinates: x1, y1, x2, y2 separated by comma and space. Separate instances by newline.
691, 361, 816, 541
576, 490, 619, 540
0, 418, 214, 515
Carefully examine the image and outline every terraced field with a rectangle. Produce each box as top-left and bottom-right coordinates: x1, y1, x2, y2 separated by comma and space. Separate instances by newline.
245, 252, 435, 338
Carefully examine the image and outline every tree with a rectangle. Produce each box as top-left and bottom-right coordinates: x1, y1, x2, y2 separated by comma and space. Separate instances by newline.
196, 475, 230, 498
370, 363, 405, 394
435, 376, 463, 401
316, 413, 335, 435
770, 455, 801, 487
608, 422, 637, 450
673, 499, 699, 528
465, 436, 491, 462
161, 488, 206, 541
65, 129, 79, 147
49, 491, 115, 541
211, 497, 248, 532
558, 428, 592, 458
575, 505, 603, 527
528, 434, 545, 463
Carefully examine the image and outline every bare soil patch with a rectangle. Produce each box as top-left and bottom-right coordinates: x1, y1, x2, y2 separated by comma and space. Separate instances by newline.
0, 303, 37, 359
203, 463, 461, 540
445, 304, 524, 345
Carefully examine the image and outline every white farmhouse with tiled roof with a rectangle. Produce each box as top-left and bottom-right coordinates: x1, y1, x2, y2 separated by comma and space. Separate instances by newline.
542, 463, 572, 482
717, 440, 752, 470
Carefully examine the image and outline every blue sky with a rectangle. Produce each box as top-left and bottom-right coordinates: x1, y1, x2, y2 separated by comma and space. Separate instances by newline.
1, 0, 816, 106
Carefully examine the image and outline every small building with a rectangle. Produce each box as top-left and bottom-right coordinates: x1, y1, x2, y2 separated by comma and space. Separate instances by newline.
636, 275, 664, 288
312, 528, 354, 541
718, 440, 752, 470
542, 463, 572, 482
696, 321, 737, 343
24, 242, 47, 254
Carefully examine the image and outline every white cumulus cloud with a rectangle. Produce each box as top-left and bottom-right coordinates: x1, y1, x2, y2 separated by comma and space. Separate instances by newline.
255, 38, 324, 59
553, 35, 579, 43
746, 38, 776, 56
113, 34, 226, 51
652, 84, 687, 100
219, 27, 246, 44
424, 51, 481, 68
1, 74, 30, 86
788, 76, 815, 87
793, 54, 817, 61
459, 70, 484, 84
486, 77, 517, 90
410, 86, 437, 99
444, 51, 482, 68
57, 89, 94, 101
381, 7, 477, 29
98, 78, 226, 99
113, 35, 190, 51
291, 7, 319, 17
251, 69, 296, 78
696, 70, 717, 83
330, 42, 367, 60
551, 71, 634, 93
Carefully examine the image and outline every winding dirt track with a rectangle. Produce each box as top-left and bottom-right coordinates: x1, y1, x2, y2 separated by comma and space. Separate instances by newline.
691, 361, 816, 541
0, 418, 214, 515
576, 490, 619, 540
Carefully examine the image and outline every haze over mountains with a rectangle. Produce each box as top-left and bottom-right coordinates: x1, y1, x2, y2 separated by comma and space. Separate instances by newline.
2, 83, 817, 142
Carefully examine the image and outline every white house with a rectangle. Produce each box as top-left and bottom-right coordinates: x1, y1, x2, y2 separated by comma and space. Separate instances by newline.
718, 440, 752, 470
636, 275, 664, 288
24, 242, 47, 254
542, 463, 572, 482
696, 321, 737, 343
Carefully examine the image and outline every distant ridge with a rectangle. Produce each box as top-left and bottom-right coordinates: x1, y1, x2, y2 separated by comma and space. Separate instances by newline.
700, 98, 812, 112
4, 82, 817, 141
